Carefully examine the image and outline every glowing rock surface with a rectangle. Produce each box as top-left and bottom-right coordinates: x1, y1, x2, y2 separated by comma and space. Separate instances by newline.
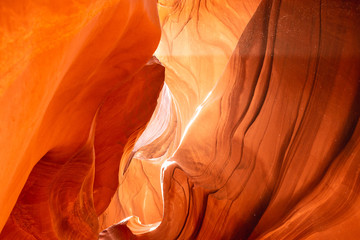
1, 0, 360, 239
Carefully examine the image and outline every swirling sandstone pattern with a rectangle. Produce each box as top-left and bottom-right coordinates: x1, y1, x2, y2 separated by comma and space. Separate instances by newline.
1, 0, 360, 239
0, 0, 162, 238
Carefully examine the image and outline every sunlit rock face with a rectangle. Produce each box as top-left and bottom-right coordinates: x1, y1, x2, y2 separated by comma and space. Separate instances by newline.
1, 0, 360, 239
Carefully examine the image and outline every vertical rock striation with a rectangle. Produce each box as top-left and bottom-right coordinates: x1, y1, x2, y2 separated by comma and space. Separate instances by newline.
0, 0, 162, 239
1, 0, 360, 239
100, 0, 360, 239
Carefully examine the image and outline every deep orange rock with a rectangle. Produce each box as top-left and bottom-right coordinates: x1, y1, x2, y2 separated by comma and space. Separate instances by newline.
0, 56, 164, 239
1, 0, 360, 239
93, 57, 165, 216
100, 0, 360, 239
0, 0, 162, 238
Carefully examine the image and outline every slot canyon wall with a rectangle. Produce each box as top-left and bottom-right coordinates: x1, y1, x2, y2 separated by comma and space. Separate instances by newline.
0, 0, 359, 239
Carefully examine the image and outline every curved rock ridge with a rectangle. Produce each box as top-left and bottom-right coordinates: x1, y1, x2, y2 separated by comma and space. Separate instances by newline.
0, 0, 163, 238
100, 0, 360, 239
101, 0, 262, 231
0, 56, 164, 240
1, 0, 360, 239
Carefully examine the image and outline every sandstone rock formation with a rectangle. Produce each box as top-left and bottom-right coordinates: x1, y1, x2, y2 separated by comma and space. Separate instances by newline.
0, 0, 162, 238
1, 0, 360, 239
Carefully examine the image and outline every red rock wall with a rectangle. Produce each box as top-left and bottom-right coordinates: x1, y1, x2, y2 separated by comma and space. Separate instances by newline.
1, 0, 360, 239
0, 0, 163, 239
100, 0, 360, 239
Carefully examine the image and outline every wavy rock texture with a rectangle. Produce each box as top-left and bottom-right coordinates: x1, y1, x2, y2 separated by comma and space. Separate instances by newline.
1, 0, 360, 239
98, 0, 262, 230
100, 0, 360, 239
0, 0, 162, 239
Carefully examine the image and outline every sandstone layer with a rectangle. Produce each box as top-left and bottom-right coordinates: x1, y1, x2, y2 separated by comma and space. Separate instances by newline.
1, 0, 360, 239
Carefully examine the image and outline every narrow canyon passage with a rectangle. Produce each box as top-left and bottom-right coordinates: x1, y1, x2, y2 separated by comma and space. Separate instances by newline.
0, 0, 359, 239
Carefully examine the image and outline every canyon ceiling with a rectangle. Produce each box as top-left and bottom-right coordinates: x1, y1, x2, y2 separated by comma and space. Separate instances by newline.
0, 0, 359, 239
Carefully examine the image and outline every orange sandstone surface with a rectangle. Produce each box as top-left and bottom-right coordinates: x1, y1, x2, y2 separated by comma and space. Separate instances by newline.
1, 0, 360, 239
